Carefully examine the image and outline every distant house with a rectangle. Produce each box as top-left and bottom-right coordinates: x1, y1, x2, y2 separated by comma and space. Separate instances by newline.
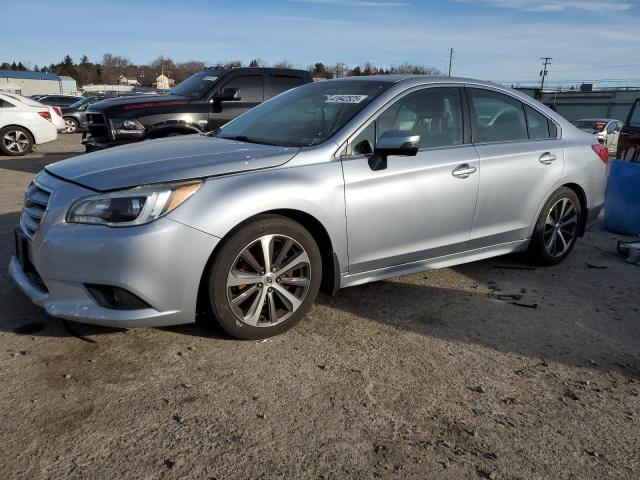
154, 73, 175, 90
0, 70, 61, 96
118, 75, 140, 86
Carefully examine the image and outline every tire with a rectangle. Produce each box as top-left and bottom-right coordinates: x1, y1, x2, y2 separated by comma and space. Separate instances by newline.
207, 215, 322, 340
528, 187, 582, 266
64, 117, 78, 134
0, 126, 34, 156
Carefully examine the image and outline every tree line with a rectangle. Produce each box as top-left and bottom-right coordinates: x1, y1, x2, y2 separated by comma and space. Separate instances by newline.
1, 54, 442, 87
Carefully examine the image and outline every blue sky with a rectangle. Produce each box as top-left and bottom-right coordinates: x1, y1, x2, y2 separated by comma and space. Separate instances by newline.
1, 0, 639, 87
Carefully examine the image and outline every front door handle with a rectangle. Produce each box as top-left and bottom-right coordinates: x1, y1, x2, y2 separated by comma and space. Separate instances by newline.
452, 164, 477, 178
539, 152, 557, 165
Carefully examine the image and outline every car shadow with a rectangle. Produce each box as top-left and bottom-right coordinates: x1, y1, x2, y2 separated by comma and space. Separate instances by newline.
0, 151, 78, 175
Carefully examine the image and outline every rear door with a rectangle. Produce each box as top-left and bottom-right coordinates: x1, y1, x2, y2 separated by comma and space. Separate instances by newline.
468, 87, 565, 248
618, 99, 640, 161
209, 74, 264, 130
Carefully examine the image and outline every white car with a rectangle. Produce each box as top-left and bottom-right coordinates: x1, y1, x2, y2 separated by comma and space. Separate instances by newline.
0, 92, 58, 156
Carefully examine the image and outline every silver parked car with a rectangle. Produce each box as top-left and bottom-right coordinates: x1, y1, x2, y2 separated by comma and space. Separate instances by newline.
9, 76, 608, 339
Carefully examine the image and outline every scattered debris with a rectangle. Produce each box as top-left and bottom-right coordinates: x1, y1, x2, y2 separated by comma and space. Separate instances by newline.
172, 414, 183, 424
257, 413, 267, 419
585, 262, 608, 269
617, 240, 640, 266
511, 301, 538, 309
63, 374, 72, 379
469, 385, 486, 394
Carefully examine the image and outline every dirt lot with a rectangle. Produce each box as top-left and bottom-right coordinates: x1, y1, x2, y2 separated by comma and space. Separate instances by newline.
0, 134, 639, 479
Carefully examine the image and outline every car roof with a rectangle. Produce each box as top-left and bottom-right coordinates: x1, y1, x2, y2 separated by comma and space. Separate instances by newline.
327, 75, 498, 86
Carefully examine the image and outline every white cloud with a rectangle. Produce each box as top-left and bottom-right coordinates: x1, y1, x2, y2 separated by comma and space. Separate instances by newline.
462, 0, 634, 12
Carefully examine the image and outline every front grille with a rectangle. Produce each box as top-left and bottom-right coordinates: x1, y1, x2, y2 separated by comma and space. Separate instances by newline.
20, 180, 51, 239
87, 112, 108, 138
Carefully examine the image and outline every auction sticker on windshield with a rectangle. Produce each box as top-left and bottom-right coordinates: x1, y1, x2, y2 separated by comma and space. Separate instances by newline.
325, 95, 368, 104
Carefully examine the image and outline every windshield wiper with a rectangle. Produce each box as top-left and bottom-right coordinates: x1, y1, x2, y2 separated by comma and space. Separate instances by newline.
218, 135, 280, 146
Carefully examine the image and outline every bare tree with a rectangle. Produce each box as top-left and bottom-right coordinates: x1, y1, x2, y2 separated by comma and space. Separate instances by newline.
102, 53, 132, 84
273, 59, 294, 69
249, 58, 266, 67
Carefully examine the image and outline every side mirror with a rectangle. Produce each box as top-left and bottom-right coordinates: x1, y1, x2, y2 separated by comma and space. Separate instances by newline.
212, 87, 240, 102
369, 130, 420, 171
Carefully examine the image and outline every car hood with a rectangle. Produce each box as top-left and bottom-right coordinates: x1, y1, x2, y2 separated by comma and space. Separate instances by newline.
46, 135, 300, 191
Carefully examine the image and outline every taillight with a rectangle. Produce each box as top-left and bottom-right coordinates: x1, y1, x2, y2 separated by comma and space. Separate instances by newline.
53, 106, 62, 117
38, 111, 52, 122
592, 144, 608, 164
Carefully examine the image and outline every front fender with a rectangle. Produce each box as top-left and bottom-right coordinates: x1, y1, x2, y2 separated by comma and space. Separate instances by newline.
167, 161, 348, 274
146, 119, 203, 138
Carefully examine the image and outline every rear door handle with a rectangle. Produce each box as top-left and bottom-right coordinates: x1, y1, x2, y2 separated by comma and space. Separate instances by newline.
539, 152, 557, 165
452, 164, 477, 178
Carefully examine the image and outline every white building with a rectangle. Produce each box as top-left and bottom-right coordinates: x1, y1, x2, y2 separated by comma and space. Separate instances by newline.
119, 75, 140, 86
0, 70, 62, 96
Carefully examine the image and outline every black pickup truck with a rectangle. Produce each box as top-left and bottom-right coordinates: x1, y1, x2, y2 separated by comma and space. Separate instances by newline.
82, 67, 313, 151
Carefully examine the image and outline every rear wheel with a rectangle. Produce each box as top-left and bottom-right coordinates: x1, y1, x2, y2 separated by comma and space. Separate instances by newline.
64, 117, 78, 133
207, 215, 322, 339
528, 187, 582, 265
0, 126, 33, 156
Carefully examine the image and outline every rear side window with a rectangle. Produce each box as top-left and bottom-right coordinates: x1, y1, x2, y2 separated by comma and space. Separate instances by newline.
269, 75, 305, 97
222, 75, 264, 103
469, 88, 528, 143
0, 99, 16, 107
524, 105, 551, 140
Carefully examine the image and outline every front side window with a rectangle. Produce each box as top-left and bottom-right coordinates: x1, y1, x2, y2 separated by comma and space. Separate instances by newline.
348, 87, 464, 154
221, 75, 264, 103
217, 80, 392, 147
525, 105, 551, 140
470, 88, 528, 143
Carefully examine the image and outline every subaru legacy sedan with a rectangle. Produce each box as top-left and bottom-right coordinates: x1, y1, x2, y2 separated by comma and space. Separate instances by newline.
9, 76, 608, 339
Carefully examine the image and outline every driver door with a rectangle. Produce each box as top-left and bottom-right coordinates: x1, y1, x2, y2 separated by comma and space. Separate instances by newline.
341, 86, 480, 274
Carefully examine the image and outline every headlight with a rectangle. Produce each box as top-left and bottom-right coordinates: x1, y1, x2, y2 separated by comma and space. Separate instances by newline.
110, 118, 145, 137
66, 181, 201, 227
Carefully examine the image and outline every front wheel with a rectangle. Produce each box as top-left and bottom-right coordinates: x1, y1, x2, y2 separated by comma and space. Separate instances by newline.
528, 187, 582, 266
207, 215, 322, 339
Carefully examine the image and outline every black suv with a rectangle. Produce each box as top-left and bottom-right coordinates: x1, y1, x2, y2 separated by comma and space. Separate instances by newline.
617, 98, 640, 162
82, 67, 313, 151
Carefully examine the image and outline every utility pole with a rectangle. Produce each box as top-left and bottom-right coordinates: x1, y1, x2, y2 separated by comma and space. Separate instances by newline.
539, 57, 552, 91
448, 48, 454, 77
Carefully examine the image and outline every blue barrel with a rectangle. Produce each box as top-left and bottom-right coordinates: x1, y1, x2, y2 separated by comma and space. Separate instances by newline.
604, 160, 640, 235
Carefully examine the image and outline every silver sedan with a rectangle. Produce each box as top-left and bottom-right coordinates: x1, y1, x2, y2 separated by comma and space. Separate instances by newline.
9, 76, 608, 339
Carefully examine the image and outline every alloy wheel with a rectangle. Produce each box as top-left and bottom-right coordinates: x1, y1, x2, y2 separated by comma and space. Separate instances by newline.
543, 198, 578, 257
3, 130, 30, 153
226, 234, 311, 327
65, 118, 77, 133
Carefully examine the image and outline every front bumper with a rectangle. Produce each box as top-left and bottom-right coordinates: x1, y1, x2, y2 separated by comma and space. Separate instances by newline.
8, 172, 219, 328
81, 135, 139, 152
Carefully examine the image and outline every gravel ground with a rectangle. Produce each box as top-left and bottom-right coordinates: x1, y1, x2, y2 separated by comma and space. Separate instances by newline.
1, 134, 639, 480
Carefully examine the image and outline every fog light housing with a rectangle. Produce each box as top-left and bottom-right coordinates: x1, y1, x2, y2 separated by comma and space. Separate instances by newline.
85, 284, 152, 310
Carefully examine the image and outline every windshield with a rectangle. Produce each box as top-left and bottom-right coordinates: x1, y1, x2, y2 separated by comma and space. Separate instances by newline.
68, 97, 94, 109
168, 70, 221, 97
572, 120, 606, 132
217, 80, 392, 147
